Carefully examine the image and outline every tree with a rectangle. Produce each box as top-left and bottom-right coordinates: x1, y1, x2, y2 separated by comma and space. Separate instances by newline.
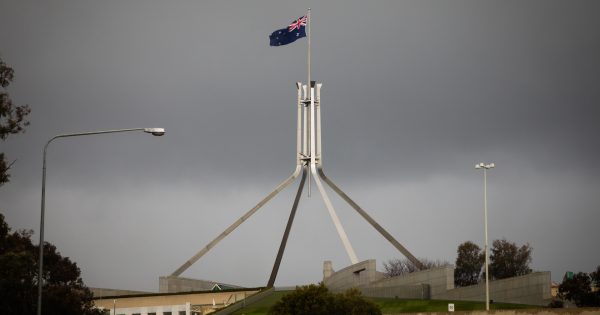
0, 213, 103, 315
591, 265, 600, 289
333, 288, 381, 315
454, 241, 484, 287
489, 239, 532, 280
269, 283, 381, 315
558, 271, 599, 307
383, 258, 451, 277
0, 57, 31, 186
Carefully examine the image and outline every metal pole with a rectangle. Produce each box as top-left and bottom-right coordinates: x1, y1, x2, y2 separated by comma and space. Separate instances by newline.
484, 168, 489, 311
307, 8, 311, 96
37, 127, 164, 315
309, 84, 358, 264
267, 166, 307, 287
306, 9, 311, 198
37, 142, 49, 315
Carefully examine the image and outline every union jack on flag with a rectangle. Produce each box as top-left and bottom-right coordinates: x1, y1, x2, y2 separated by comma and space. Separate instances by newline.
288, 16, 307, 32
269, 15, 307, 46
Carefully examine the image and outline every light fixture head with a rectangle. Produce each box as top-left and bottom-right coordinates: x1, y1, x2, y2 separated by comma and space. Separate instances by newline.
144, 128, 165, 136
476, 162, 495, 169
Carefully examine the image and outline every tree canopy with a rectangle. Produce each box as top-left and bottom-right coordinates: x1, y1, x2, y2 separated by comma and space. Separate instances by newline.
0, 213, 103, 315
269, 283, 381, 315
559, 268, 600, 307
489, 239, 532, 280
454, 241, 484, 287
0, 57, 31, 186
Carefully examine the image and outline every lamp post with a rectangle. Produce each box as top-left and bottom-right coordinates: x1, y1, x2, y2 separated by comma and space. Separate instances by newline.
37, 127, 165, 315
475, 162, 494, 311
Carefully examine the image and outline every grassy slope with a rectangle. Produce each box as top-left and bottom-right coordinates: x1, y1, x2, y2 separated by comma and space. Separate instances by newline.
229, 291, 291, 315
228, 291, 538, 315
373, 298, 535, 313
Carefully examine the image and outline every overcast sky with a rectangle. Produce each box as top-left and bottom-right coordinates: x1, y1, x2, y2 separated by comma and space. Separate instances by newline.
1, 0, 599, 292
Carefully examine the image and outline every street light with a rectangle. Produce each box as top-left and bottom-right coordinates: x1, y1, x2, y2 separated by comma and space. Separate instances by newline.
37, 127, 165, 315
475, 162, 494, 311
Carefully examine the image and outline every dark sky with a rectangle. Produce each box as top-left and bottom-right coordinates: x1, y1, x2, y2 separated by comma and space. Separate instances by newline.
1, 0, 599, 291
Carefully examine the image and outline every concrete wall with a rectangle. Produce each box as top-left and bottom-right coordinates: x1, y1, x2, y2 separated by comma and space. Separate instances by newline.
322, 259, 385, 292
359, 284, 430, 299
436, 272, 552, 306
159, 276, 240, 293
368, 266, 455, 297
323, 262, 453, 298
322, 259, 551, 306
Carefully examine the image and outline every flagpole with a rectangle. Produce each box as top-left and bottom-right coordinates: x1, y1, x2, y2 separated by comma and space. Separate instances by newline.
307, 8, 311, 91
307, 7, 312, 198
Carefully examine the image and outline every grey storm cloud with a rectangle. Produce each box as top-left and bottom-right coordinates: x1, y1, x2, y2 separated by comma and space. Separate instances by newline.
1, 0, 599, 291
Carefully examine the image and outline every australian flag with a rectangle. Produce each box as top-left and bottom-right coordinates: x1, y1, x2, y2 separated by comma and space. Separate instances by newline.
269, 16, 307, 46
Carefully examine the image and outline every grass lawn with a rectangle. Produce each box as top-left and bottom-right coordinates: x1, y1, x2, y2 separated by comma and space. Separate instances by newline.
227, 291, 538, 315
371, 297, 536, 313
229, 291, 292, 315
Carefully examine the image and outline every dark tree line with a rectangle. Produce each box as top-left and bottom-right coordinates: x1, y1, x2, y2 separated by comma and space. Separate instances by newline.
0, 214, 103, 315
382, 239, 532, 286
454, 239, 533, 287
558, 266, 600, 307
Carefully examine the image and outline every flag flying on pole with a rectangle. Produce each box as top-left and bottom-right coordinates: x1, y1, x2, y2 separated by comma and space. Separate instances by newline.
269, 16, 307, 46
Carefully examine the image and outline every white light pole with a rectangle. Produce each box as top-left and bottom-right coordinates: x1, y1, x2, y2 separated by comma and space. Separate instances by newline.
475, 162, 494, 311
37, 127, 165, 315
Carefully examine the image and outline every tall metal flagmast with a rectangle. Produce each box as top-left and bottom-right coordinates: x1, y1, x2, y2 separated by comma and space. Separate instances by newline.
307, 8, 311, 95
167, 11, 424, 288
306, 8, 312, 197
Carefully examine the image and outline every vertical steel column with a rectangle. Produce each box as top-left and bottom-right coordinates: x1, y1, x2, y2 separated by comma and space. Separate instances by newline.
296, 82, 302, 165
316, 83, 322, 164
303, 84, 311, 197
302, 85, 308, 158
309, 82, 359, 264
484, 168, 490, 311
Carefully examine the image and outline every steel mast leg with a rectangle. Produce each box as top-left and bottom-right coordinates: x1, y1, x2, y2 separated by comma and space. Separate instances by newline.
171, 165, 303, 277
316, 167, 424, 270
310, 164, 359, 264
308, 82, 359, 265
267, 166, 308, 287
